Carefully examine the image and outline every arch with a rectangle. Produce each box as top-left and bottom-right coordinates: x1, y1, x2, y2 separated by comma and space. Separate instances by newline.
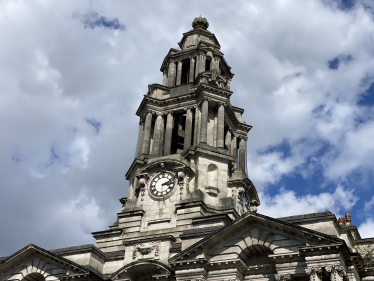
111, 260, 174, 281
207, 163, 218, 189
21, 273, 45, 281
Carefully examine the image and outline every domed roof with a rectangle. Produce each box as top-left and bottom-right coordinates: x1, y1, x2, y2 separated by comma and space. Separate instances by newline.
192, 16, 209, 30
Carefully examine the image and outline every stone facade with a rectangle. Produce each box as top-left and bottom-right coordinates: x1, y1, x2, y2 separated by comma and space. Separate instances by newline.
1, 16, 373, 281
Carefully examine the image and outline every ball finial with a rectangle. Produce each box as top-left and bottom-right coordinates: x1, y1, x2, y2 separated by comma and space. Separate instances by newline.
192, 16, 209, 30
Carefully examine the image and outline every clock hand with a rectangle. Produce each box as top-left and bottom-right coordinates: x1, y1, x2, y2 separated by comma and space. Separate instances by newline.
162, 179, 173, 186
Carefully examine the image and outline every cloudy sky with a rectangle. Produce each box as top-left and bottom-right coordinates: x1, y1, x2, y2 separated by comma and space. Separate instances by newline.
1, 0, 374, 256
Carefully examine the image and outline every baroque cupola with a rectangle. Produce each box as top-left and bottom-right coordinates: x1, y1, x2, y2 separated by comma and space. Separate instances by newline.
125, 17, 260, 218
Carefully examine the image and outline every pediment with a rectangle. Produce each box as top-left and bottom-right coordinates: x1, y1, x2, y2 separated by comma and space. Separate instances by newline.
169, 213, 343, 266
0, 244, 91, 281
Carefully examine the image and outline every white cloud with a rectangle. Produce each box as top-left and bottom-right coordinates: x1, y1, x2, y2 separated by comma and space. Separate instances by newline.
364, 196, 374, 212
1, 0, 374, 255
358, 218, 374, 238
260, 185, 358, 218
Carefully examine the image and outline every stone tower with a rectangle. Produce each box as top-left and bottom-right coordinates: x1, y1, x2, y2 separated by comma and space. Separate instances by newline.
91, 16, 260, 277
1, 16, 373, 281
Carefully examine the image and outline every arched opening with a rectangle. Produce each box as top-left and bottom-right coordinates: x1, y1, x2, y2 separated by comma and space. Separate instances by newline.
21, 273, 45, 281
181, 58, 190, 85
115, 260, 173, 281
205, 57, 212, 71
241, 244, 273, 266
207, 164, 218, 189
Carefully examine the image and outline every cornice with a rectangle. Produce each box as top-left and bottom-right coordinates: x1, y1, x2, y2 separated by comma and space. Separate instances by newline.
123, 235, 177, 246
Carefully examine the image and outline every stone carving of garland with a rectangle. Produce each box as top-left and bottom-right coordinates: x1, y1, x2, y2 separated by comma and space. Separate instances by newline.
132, 240, 161, 260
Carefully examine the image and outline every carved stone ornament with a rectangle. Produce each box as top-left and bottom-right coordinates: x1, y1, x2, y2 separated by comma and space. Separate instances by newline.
275, 274, 292, 281
132, 240, 161, 260
326, 266, 345, 279
306, 267, 322, 281
249, 199, 259, 213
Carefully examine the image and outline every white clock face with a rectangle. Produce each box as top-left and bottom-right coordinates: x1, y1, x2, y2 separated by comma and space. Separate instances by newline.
150, 171, 175, 198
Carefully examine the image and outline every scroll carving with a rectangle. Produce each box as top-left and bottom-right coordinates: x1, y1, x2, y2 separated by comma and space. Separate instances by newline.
132, 240, 161, 260
326, 266, 345, 281
306, 267, 322, 281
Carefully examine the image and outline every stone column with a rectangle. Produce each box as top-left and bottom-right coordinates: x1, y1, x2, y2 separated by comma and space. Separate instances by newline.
195, 56, 200, 79
136, 119, 144, 157
217, 103, 225, 148
193, 106, 200, 146
215, 57, 221, 70
231, 134, 237, 169
167, 62, 176, 87
159, 115, 165, 155
163, 112, 173, 155
141, 112, 153, 155
152, 114, 164, 156
225, 129, 232, 151
239, 137, 246, 171
162, 70, 167, 86
200, 99, 209, 144
326, 266, 345, 281
306, 267, 322, 281
189, 58, 195, 83
200, 54, 206, 73
176, 60, 182, 86
184, 108, 193, 150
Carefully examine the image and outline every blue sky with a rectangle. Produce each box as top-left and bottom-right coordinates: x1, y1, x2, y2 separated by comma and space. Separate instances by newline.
1, 0, 374, 256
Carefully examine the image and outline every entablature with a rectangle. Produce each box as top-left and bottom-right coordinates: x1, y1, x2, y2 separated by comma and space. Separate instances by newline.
136, 83, 251, 137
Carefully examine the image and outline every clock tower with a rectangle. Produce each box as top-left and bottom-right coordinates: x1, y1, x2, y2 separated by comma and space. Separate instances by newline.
92, 16, 260, 277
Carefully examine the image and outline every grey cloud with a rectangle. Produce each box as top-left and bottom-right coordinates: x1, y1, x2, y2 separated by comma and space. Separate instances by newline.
73, 11, 125, 31
85, 117, 102, 133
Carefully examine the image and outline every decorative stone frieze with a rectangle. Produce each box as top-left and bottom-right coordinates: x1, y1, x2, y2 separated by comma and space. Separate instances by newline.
306, 267, 323, 281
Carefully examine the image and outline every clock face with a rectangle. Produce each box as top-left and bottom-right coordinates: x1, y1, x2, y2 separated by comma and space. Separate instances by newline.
149, 171, 175, 198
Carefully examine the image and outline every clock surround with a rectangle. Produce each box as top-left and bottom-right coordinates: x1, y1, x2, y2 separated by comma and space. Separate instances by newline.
148, 171, 176, 200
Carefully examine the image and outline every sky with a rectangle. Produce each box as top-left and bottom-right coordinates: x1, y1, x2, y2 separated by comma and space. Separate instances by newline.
1, 0, 374, 256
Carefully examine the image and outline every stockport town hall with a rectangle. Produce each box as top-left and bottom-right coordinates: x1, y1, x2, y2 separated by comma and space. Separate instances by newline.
1, 17, 373, 281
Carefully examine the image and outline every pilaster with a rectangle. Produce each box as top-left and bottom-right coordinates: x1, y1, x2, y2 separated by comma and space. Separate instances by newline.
217, 103, 225, 148
200, 99, 209, 144
238, 137, 246, 171
136, 119, 144, 157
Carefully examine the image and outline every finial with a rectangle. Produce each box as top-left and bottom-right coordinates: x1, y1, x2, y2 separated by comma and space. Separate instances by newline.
192, 16, 209, 30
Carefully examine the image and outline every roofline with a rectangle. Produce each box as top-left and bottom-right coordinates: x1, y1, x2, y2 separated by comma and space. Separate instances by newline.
169, 211, 344, 263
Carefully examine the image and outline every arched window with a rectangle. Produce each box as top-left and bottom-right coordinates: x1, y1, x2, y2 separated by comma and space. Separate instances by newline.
207, 163, 218, 189
205, 57, 212, 71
